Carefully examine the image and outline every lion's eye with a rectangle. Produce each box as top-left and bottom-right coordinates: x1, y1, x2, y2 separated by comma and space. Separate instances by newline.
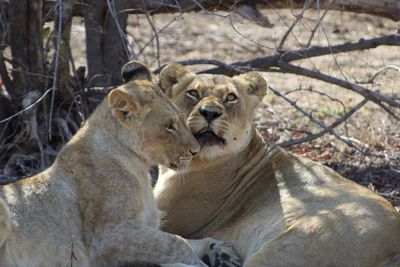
165, 122, 177, 133
225, 93, 238, 103
186, 90, 200, 100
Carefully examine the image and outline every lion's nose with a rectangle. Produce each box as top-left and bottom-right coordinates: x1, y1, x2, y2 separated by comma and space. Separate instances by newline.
199, 107, 221, 123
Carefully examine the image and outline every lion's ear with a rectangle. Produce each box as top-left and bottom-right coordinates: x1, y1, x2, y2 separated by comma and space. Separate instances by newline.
159, 63, 192, 97
233, 72, 267, 101
108, 88, 141, 123
121, 60, 153, 82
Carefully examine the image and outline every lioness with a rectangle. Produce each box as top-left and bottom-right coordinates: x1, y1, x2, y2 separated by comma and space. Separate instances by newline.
0, 62, 241, 267
154, 63, 400, 267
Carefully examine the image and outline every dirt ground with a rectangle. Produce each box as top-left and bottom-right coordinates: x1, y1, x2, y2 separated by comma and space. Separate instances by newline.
57, 8, 400, 209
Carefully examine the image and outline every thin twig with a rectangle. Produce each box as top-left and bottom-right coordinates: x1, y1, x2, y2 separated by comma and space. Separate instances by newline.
285, 86, 351, 136
204, 34, 400, 74
304, 4, 330, 47
0, 87, 54, 124
49, 0, 63, 139
107, 0, 135, 59
315, 0, 349, 82
278, 97, 368, 147
268, 86, 395, 159
277, 61, 400, 111
358, 65, 400, 84
144, 13, 161, 68
278, 0, 313, 50
137, 13, 183, 56
228, 12, 275, 51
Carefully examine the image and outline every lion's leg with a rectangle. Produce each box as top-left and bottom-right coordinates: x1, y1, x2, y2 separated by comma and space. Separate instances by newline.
243, 241, 306, 267
187, 238, 242, 267
243, 229, 313, 267
92, 220, 207, 267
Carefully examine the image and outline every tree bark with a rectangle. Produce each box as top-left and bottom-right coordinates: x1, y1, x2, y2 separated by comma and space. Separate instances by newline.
102, 0, 129, 85
44, 0, 400, 21
53, 0, 75, 102
9, 0, 44, 98
84, 0, 129, 86
84, 0, 107, 87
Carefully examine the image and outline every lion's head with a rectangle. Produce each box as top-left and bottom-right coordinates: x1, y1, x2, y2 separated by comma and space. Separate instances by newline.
159, 63, 267, 159
107, 61, 199, 170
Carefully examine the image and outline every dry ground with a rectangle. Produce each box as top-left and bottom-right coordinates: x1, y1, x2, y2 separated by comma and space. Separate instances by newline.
40, 8, 400, 209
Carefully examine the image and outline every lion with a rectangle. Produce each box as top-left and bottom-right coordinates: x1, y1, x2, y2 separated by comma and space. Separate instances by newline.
154, 63, 400, 267
0, 61, 242, 267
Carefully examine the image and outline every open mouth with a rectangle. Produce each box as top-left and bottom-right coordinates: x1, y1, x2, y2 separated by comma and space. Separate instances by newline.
194, 129, 226, 147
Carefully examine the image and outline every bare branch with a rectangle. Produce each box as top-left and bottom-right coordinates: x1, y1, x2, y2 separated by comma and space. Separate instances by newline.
304, 2, 330, 47
0, 87, 54, 124
276, 61, 400, 111
42, 0, 400, 21
277, 0, 313, 50
358, 65, 400, 84
205, 34, 400, 75
278, 97, 369, 147
136, 13, 183, 56
191, 34, 400, 116
144, 13, 161, 68
107, 0, 135, 59
154, 59, 247, 74
268, 86, 396, 159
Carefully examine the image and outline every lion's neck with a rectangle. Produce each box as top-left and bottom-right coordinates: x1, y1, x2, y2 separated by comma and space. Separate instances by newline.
192, 129, 265, 173
55, 103, 157, 242
157, 129, 274, 237
55, 102, 153, 193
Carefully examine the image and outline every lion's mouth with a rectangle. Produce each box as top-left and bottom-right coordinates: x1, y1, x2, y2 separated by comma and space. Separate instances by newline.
194, 129, 226, 147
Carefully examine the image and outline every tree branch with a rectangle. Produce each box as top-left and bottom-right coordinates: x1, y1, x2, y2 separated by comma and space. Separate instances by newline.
204, 34, 400, 75
190, 34, 400, 115
276, 61, 400, 111
277, 97, 369, 147
268, 86, 395, 159
42, 0, 400, 21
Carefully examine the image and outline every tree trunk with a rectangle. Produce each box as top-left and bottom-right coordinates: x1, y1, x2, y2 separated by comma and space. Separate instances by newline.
53, 0, 75, 102
102, 0, 129, 86
9, 0, 44, 98
84, 0, 129, 87
84, 0, 107, 87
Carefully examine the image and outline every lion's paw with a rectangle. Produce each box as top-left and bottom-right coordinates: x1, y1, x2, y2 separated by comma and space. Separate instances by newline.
202, 241, 242, 267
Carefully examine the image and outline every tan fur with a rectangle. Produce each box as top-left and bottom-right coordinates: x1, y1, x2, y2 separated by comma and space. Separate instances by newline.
155, 64, 400, 267
0, 62, 214, 267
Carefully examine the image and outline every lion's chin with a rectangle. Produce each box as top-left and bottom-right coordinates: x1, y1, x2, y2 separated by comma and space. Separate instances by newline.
198, 145, 226, 160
